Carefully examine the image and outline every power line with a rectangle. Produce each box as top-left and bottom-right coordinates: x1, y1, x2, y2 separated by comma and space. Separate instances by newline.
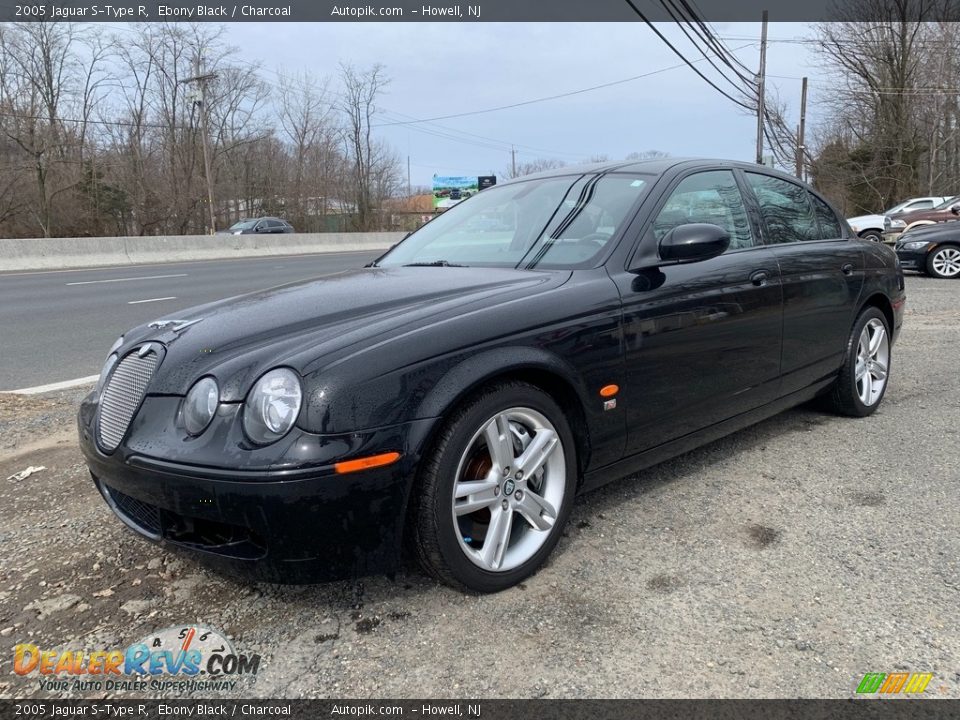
0, 110, 196, 131
375, 108, 589, 159
370, 44, 755, 128
658, 0, 758, 96
621, 0, 756, 111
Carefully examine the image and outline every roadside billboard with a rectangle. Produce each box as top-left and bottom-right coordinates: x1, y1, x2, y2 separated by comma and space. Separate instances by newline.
432, 176, 483, 209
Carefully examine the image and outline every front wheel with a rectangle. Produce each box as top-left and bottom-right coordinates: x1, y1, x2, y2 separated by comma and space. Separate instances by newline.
410, 382, 577, 592
826, 307, 891, 417
926, 245, 960, 279
859, 230, 883, 243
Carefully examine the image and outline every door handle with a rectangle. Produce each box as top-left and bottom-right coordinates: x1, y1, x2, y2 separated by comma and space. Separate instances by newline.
841, 263, 855, 276
750, 269, 770, 287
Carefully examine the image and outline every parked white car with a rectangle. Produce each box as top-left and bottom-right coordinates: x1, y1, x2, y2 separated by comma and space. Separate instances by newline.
847, 196, 950, 242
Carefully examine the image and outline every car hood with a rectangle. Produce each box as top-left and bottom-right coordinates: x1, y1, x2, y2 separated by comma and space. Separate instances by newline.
888, 208, 955, 223
126, 266, 570, 400
898, 223, 960, 243
847, 214, 883, 227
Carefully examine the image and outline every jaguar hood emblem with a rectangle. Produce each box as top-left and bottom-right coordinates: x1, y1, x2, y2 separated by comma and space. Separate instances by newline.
148, 318, 202, 333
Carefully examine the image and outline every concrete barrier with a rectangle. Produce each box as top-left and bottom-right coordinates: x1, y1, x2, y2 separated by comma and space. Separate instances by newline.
0, 232, 404, 272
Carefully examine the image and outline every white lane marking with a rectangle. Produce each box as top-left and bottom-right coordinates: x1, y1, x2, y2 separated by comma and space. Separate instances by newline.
1, 374, 99, 395
66, 273, 187, 286
2, 250, 377, 278
128, 296, 177, 305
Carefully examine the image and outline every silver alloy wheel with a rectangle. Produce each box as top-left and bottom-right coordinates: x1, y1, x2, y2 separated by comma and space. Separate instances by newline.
854, 318, 889, 406
932, 247, 960, 277
451, 407, 566, 572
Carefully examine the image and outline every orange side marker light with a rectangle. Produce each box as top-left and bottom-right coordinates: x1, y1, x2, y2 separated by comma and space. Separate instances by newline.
599, 384, 619, 398
335, 451, 402, 475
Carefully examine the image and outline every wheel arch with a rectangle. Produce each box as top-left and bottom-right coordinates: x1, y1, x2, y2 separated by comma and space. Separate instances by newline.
904, 219, 936, 232
413, 348, 593, 478
860, 292, 894, 333
397, 348, 594, 558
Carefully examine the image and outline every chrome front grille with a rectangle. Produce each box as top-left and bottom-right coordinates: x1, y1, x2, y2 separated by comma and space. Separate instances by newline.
97, 348, 160, 451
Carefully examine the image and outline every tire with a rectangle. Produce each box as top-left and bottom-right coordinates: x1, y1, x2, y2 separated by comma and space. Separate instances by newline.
410, 381, 577, 592
826, 307, 891, 417
926, 244, 960, 279
859, 230, 883, 243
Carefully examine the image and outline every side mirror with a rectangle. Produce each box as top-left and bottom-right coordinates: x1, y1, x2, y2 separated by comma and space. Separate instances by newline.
658, 223, 730, 264
951, 205, 960, 215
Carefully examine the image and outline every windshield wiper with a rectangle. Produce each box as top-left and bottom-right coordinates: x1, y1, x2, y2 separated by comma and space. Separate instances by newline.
402, 260, 465, 267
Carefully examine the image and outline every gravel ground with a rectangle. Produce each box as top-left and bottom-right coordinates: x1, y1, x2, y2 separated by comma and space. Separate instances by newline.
1, 274, 958, 700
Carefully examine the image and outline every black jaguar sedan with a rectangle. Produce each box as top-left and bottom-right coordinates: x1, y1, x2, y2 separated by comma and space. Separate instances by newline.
79, 158, 905, 593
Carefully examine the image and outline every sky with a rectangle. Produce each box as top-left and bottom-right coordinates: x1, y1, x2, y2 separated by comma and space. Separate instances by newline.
223, 22, 818, 187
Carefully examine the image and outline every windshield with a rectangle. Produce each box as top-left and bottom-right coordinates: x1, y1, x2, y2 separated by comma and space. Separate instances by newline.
230, 220, 258, 230
934, 195, 960, 209
376, 173, 652, 269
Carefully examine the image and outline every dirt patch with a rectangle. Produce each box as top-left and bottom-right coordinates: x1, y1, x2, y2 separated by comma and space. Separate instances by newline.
646, 574, 683, 593
746, 524, 782, 549
847, 491, 887, 507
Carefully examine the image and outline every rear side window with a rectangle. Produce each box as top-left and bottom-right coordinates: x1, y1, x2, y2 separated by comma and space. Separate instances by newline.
809, 193, 843, 240
745, 172, 818, 243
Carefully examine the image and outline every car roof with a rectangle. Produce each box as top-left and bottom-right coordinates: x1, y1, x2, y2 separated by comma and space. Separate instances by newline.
500, 157, 807, 184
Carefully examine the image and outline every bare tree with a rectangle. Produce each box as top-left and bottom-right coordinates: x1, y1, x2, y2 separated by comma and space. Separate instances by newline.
339, 62, 390, 230
277, 70, 336, 229
0, 23, 108, 236
625, 150, 670, 161
502, 157, 567, 179
0, 30, 407, 239
809, 0, 960, 212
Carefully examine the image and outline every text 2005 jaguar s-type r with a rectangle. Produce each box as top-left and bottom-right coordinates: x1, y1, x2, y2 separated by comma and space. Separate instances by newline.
79, 159, 905, 592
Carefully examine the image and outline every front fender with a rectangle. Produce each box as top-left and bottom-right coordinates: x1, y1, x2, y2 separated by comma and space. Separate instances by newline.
415, 346, 593, 419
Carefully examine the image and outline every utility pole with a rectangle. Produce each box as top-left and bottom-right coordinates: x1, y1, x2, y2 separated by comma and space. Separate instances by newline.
182, 55, 218, 234
511, 145, 517, 178
407, 155, 411, 197
755, 10, 768, 165
796, 76, 808, 180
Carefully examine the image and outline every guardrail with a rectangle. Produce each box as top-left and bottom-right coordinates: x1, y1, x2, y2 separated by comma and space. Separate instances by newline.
0, 232, 403, 272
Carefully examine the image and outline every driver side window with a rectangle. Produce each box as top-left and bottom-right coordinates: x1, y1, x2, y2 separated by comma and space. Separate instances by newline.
652, 170, 755, 250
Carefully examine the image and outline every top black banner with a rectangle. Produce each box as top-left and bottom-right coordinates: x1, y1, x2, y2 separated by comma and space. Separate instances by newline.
1, 0, 959, 23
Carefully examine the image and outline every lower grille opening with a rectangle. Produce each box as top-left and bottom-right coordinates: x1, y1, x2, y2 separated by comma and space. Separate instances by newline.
165, 515, 260, 550
98, 479, 266, 559
104, 484, 162, 537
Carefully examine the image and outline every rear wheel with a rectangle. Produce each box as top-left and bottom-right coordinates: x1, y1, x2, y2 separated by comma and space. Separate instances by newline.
859, 229, 883, 243
410, 382, 577, 592
926, 245, 960, 279
826, 307, 891, 417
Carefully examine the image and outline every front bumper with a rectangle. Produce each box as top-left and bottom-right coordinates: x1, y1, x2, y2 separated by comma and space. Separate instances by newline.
895, 245, 930, 273
78, 394, 436, 583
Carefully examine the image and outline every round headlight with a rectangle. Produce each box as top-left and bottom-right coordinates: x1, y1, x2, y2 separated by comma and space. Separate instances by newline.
243, 368, 302, 444
182, 377, 219, 436
95, 353, 119, 395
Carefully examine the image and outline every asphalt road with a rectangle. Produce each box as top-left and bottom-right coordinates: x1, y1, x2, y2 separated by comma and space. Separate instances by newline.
0, 251, 378, 391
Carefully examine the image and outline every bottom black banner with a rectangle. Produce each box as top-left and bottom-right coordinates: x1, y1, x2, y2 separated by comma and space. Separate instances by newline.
1, 700, 958, 720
